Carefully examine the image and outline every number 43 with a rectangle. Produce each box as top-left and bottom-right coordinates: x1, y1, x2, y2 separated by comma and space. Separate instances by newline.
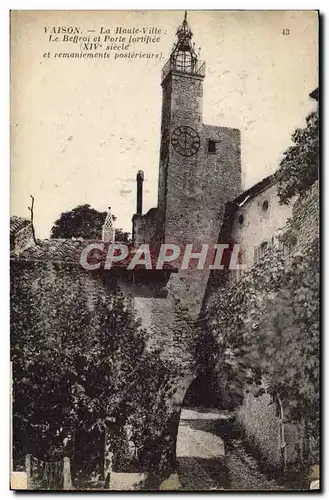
282, 28, 290, 35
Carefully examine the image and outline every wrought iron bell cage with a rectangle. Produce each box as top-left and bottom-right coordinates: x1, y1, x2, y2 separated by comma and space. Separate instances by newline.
161, 12, 206, 82
170, 49, 198, 73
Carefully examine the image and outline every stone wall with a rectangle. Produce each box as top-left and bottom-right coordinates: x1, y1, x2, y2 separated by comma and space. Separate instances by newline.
132, 208, 162, 247
236, 393, 281, 468
236, 392, 299, 471
163, 125, 241, 248
171, 72, 204, 129
292, 180, 319, 252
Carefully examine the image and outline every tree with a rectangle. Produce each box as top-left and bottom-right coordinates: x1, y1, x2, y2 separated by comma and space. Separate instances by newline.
11, 271, 147, 472
50, 204, 130, 242
276, 105, 319, 204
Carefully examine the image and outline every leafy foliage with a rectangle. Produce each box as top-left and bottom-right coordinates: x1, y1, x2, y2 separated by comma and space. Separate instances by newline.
50, 204, 130, 242
11, 264, 199, 477
276, 109, 319, 204
207, 236, 319, 466
11, 268, 147, 463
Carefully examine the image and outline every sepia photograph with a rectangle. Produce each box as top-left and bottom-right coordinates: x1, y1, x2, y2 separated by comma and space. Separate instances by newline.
10, 9, 319, 491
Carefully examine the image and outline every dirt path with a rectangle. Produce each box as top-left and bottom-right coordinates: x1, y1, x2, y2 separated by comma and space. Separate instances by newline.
176, 407, 285, 491
176, 408, 227, 490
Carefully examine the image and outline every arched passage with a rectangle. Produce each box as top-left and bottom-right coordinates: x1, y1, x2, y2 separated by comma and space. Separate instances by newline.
183, 372, 223, 408
175, 373, 229, 490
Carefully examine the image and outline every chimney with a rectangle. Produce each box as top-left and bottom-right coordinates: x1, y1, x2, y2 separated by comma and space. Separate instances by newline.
136, 170, 144, 215
102, 207, 116, 243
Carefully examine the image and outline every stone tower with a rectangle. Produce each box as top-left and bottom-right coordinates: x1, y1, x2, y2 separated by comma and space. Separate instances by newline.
158, 12, 242, 249
131, 12, 242, 315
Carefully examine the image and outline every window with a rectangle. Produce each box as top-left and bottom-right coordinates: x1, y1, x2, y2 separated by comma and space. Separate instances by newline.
262, 200, 269, 211
208, 140, 216, 153
254, 240, 269, 263
260, 241, 268, 252
238, 214, 244, 225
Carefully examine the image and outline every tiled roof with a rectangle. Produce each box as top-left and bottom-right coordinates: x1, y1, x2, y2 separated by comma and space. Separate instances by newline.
13, 238, 177, 271
15, 238, 92, 264
233, 174, 276, 207
10, 216, 31, 236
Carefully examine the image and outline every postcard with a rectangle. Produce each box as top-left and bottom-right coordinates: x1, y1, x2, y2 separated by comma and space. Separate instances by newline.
10, 10, 319, 491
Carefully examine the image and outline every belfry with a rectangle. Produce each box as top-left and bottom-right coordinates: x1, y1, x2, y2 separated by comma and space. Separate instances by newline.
168, 11, 199, 74
132, 11, 242, 250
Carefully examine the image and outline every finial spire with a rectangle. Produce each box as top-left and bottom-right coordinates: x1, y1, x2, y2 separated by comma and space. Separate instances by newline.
174, 11, 194, 56
168, 11, 198, 73
102, 207, 116, 243
161, 10, 205, 81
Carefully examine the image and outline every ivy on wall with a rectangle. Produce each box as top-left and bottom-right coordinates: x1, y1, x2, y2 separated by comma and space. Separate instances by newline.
276, 108, 319, 205
206, 95, 320, 472
205, 235, 319, 470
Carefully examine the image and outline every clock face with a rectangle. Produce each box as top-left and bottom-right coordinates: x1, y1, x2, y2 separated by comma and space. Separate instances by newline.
171, 126, 201, 157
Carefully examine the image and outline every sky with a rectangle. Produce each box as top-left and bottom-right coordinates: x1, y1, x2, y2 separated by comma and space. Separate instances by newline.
11, 10, 318, 239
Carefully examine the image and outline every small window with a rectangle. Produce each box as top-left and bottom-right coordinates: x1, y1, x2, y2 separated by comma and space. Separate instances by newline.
261, 241, 268, 252
254, 240, 269, 263
238, 214, 244, 225
208, 140, 216, 153
262, 200, 269, 211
